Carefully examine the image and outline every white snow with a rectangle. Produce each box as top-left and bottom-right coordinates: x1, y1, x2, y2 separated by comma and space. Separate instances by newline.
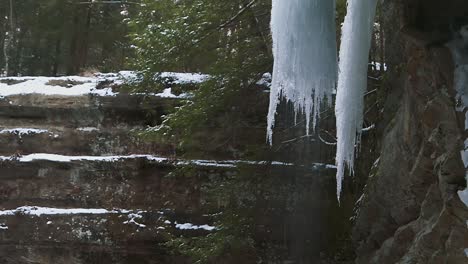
0, 76, 116, 96
0, 206, 127, 216
76, 127, 99, 132
335, 0, 378, 202
0, 153, 300, 168
175, 222, 216, 231
154, 88, 190, 98
256, 72, 272, 87
0, 152, 342, 172
447, 26, 468, 208
123, 212, 146, 228
267, 0, 337, 144
158, 72, 210, 84
0, 153, 166, 163
370, 62, 387, 71
0, 71, 209, 98
0, 128, 48, 137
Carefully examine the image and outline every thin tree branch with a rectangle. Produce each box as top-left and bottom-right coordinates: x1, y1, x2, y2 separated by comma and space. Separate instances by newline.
76, 1, 140, 5
218, 0, 257, 29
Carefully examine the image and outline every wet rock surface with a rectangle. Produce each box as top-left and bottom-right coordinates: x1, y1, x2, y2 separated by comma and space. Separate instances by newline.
353, 0, 468, 263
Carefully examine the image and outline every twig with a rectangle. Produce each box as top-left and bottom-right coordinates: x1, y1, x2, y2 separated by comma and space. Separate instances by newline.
280, 134, 315, 144
318, 133, 336, 146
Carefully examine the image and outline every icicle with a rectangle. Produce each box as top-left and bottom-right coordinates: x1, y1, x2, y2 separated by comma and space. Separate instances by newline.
267, 0, 337, 144
335, 0, 378, 201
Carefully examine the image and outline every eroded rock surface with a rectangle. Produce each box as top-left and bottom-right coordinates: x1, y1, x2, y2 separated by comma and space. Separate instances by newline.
353, 1, 468, 263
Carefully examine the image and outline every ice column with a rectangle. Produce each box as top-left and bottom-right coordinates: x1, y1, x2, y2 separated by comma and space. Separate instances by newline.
335, 0, 378, 201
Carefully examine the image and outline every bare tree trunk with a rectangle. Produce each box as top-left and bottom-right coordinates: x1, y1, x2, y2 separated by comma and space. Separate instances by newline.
68, 8, 80, 75
53, 38, 62, 76
68, 5, 92, 75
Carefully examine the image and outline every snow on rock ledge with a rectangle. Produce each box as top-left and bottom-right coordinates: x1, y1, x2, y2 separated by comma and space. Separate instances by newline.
0, 206, 133, 217
0, 71, 210, 97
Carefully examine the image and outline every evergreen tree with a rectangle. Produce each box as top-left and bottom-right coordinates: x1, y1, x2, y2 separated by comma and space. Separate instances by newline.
0, 0, 136, 76
128, 0, 272, 153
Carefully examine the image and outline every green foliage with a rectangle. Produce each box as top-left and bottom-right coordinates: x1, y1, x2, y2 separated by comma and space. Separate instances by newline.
165, 213, 255, 264
128, 0, 272, 75
130, 0, 272, 157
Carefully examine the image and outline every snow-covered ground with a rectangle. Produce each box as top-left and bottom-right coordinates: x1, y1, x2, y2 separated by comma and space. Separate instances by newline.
0, 75, 117, 96
0, 71, 209, 98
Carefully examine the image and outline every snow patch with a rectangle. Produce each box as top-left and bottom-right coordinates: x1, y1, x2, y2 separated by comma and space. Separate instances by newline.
256, 72, 272, 87
0, 206, 129, 216
0, 153, 166, 163
175, 222, 216, 231
0, 76, 116, 96
76, 127, 99, 132
154, 88, 190, 99
370, 62, 387, 72
0, 71, 208, 98
0, 128, 48, 137
123, 212, 146, 228
158, 72, 210, 85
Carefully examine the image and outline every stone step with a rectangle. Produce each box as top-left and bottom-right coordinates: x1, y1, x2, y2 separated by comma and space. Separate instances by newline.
0, 94, 180, 128
0, 154, 303, 211
0, 156, 204, 211
0, 126, 173, 156
0, 207, 214, 264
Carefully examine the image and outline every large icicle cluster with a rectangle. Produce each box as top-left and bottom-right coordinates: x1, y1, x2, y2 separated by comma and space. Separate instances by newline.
268, 0, 378, 202
335, 0, 378, 201
267, 0, 337, 144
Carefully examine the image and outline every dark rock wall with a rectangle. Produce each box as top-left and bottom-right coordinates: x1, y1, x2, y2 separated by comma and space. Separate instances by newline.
353, 0, 468, 263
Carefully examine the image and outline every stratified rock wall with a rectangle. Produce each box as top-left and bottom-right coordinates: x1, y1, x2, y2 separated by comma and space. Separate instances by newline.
353, 0, 468, 263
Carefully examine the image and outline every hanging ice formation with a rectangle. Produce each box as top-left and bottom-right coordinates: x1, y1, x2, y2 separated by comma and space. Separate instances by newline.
268, 0, 378, 202
335, 0, 378, 201
267, 0, 337, 144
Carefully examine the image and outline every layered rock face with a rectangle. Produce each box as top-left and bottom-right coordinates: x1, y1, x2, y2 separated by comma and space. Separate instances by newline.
353, 0, 468, 263
0, 77, 246, 263
0, 76, 341, 263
